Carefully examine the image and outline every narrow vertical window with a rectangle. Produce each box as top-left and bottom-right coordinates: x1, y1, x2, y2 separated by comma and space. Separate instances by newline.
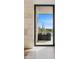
34, 5, 55, 46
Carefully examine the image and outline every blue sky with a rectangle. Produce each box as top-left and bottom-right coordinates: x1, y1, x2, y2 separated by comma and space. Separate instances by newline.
37, 14, 53, 29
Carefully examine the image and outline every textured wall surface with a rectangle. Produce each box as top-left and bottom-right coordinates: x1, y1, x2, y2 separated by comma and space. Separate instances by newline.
24, 0, 34, 48
34, 0, 55, 4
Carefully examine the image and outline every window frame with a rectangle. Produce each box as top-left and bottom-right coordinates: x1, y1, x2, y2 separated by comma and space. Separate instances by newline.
34, 4, 55, 46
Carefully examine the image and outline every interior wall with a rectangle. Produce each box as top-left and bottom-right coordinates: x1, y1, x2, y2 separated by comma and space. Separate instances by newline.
24, 0, 34, 48
34, 0, 55, 4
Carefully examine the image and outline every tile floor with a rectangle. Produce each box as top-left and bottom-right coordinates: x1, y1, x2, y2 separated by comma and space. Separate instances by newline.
24, 47, 55, 59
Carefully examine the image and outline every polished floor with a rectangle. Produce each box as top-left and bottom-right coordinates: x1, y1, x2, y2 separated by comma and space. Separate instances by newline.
24, 47, 55, 59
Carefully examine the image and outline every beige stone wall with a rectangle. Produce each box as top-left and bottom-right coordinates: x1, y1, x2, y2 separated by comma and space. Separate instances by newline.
34, 0, 55, 4
24, 0, 34, 48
